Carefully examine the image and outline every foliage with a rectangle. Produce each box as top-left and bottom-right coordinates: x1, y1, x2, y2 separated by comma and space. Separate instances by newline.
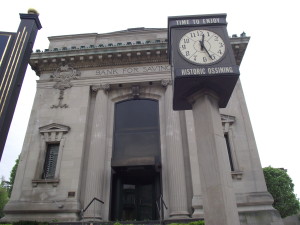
111, 222, 204, 225
113, 222, 122, 225
0, 180, 9, 218
12, 222, 49, 225
263, 166, 300, 218
0, 222, 50, 225
8, 156, 19, 198
188, 221, 205, 225
168, 221, 205, 225
0, 221, 49, 225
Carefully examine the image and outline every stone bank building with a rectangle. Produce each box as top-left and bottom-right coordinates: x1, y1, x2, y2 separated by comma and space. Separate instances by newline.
3, 28, 283, 224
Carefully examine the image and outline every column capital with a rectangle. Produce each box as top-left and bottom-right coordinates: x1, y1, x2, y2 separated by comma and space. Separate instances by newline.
161, 79, 172, 87
187, 89, 219, 106
91, 83, 110, 93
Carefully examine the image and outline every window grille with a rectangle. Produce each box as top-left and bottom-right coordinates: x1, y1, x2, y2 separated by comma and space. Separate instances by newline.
42, 143, 59, 179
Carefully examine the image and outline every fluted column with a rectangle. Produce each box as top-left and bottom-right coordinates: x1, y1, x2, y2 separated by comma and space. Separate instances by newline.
188, 90, 240, 225
83, 84, 110, 221
162, 80, 189, 219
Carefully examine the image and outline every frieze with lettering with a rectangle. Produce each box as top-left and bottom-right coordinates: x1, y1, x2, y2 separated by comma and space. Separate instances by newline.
177, 66, 239, 76
96, 65, 170, 76
169, 16, 226, 27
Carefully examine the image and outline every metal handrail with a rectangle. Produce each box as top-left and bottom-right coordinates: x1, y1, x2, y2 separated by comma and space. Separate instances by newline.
156, 195, 168, 225
81, 197, 104, 223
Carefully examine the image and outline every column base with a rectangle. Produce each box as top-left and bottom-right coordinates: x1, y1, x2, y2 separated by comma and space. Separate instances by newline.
192, 195, 204, 218
169, 211, 190, 219
81, 217, 102, 222
191, 208, 204, 219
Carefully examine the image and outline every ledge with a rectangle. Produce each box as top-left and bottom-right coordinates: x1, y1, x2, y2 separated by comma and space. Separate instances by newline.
32, 179, 60, 187
231, 171, 243, 180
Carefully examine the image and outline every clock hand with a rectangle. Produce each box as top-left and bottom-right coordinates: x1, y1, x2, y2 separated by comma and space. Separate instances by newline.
200, 34, 205, 50
201, 41, 213, 60
199, 34, 212, 59
203, 46, 213, 59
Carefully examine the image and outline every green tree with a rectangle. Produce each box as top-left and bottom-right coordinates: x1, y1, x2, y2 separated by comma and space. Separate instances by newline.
263, 166, 300, 218
0, 178, 9, 218
8, 156, 19, 197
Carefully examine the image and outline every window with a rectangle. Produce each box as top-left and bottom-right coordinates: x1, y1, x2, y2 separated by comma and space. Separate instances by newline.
221, 114, 243, 180
32, 123, 70, 187
112, 99, 160, 163
224, 133, 234, 171
42, 143, 60, 179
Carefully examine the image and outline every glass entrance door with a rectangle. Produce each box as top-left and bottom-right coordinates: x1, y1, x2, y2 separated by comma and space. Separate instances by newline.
122, 183, 154, 220
110, 170, 160, 221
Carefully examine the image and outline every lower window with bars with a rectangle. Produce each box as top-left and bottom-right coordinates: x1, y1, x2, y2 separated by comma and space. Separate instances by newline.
42, 143, 60, 179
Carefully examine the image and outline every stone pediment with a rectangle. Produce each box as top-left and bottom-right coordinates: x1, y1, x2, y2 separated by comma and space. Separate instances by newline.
221, 114, 235, 124
39, 123, 70, 134
221, 114, 235, 133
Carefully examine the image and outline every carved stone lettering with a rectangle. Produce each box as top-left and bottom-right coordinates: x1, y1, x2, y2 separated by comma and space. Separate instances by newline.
95, 64, 170, 76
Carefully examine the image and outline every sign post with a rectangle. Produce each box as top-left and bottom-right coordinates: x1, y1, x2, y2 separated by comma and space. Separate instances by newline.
0, 9, 42, 160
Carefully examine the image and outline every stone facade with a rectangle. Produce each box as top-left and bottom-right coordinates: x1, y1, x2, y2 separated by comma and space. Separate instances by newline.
3, 28, 283, 224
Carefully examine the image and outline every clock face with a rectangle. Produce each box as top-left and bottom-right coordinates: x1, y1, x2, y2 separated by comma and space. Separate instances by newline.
178, 29, 226, 65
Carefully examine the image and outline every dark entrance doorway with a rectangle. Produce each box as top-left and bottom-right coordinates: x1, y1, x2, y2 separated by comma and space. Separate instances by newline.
110, 166, 160, 221
110, 99, 161, 221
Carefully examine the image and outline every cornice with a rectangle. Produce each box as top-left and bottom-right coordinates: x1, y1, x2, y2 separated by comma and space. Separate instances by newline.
30, 42, 168, 75
30, 36, 249, 75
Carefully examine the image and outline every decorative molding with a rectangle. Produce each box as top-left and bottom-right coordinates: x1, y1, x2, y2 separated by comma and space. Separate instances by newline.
50, 64, 81, 109
51, 90, 68, 109
161, 79, 172, 87
131, 85, 140, 99
221, 113, 235, 123
91, 83, 111, 93
29, 37, 248, 73
39, 122, 70, 143
51, 64, 81, 90
32, 179, 60, 187
39, 123, 70, 135
29, 44, 169, 73
231, 171, 243, 180
221, 114, 235, 133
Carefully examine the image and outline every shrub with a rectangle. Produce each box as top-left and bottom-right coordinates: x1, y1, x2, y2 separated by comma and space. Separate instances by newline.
12, 222, 49, 225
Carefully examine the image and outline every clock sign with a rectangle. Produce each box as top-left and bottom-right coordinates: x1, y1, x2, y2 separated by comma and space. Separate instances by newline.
168, 14, 240, 110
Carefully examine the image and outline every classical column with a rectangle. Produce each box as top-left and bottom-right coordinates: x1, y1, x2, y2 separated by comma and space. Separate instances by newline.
83, 84, 110, 221
162, 80, 189, 219
185, 110, 203, 218
188, 90, 240, 225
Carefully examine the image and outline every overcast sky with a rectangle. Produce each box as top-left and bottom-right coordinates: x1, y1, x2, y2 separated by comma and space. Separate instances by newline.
1, 0, 300, 199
